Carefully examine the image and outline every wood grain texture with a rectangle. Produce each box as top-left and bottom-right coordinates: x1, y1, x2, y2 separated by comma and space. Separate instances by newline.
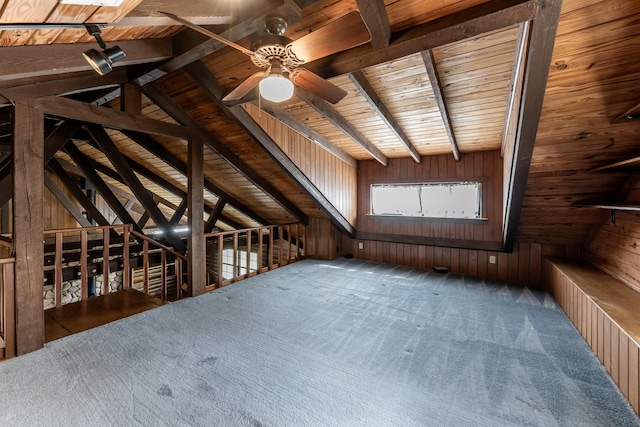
544, 257, 640, 415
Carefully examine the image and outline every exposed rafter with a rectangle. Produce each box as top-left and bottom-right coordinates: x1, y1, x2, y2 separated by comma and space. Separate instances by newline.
348, 70, 420, 163
184, 61, 355, 236
85, 124, 185, 251
306, 0, 537, 79
140, 81, 308, 224
205, 199, 226, 234
421, 50, 460, 161
63, 141, 143, 234
44, 171, 93, 228
249, 100, 357, 168
355, 0, 391, 49
295, 87, 388, 166
502, 0, 563, 251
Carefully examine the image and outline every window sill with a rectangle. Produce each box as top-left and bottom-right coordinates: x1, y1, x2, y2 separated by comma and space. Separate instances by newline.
366, 214, 488, 224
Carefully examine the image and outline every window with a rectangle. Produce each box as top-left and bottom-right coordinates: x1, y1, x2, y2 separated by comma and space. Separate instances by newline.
370, 182, 481, 219
221, 249, 258, 280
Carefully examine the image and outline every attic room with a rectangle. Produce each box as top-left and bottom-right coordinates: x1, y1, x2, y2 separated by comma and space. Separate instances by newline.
0, 0, 639, 424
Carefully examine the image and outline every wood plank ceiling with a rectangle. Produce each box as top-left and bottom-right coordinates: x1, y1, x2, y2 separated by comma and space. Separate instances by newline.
0, 0, 637, 250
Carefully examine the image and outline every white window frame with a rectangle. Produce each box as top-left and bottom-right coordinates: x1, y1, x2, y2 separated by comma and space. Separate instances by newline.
370, 181, 482, 219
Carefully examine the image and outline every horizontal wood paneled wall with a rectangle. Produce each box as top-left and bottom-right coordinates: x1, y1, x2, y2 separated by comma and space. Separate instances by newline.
357, 151, 503, 243
342, 236, 579, 287
245, 103, 358, 225
583, 208, 640, 294
544, 258, 640, 415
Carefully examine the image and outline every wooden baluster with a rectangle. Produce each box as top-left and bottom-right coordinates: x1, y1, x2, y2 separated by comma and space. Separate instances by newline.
257, 228, 264, 273
175, 257, 183, 300
302, 224, 306, 258
160, 249, 166, 301
122, 225, 130, 290
217, 234, 223, 288
278, 226, 283, 267
269, 227, 275, 269
54, 232, 63, 307
102, 228, 109, 295
287, 224, 292, 263
143, 239, 149, 295
3, 262, 15, 358
80, 229, 88, 301
233, 232, 239, 281
246, 230, 251, 277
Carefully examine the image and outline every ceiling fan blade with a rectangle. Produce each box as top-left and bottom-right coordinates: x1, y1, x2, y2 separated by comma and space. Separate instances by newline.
290, 68, 347, 104
286, 11, 371, 64
159, 11, 254, 56
223, 72, 267, 102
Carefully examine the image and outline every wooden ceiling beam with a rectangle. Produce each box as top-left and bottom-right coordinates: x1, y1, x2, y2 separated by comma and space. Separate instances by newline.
44, 170, 93, 228
348, 70, 420, 163
306, 0, 537, 80
0, 39, 172, 82
502, 0, 562, 252
140, 81, 308, 224
421, 50, 460, 161
355, 0, 390, 49
185, 61, 355, 236
63, 140, 143, 234
35, 96, 193, 140
121, 130, 268, 225
46, 158, 113, 229
169, 199, 188, 227
85, 124, 185, 251
205, 199, 226, 234
250, 100, 357, 168
296, 87, 387, 166
0, 120, 82, 208
0, 69, 127, 102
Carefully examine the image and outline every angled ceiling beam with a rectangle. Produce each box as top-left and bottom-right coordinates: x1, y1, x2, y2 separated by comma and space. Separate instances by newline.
421, 50, 460, 161
46, 158, 113, 229
121, 129, 268, 225
348, 70, 420, 163
0, 39, 172, 82
63, 141, 143, 234
0, 120, 82, 208
85, 124, 185, 251
250, 100, 357, 168
355, 0, 391, 49
0, 69, 128, 102
140, 81, 308, 224
185, 61, 355, 236
502, 0, 563, 252
169, 199, 188, 227
44, 170, 93, 228
296, 87, 387, 166
306, 0, 538, 79
205, 199, 226, 234
34, 96, 193, 140
70, 138, 247, 230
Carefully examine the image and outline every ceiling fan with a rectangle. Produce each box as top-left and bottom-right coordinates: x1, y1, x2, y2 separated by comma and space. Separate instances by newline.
161, 11, 372, 104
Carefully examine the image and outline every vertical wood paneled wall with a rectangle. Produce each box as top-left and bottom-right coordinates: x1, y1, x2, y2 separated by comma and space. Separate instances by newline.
544, 258, 640, 415
245, 103, 358, 224
583, 209, 640, 294
357, 151, 503, 242
342, 236, 578, 287
44, 174, 80, 230
305, 217, 343, 260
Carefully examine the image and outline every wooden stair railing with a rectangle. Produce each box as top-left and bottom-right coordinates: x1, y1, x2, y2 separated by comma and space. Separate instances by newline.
204, 223, 305, 291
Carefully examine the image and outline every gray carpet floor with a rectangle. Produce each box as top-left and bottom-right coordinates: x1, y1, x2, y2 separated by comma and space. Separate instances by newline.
1, 258, 639, 426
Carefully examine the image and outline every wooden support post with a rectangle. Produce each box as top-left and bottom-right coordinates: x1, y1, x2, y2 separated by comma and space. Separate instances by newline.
12, 100, 44, 355
102, 229, 109, 295
188, 138, 205, 296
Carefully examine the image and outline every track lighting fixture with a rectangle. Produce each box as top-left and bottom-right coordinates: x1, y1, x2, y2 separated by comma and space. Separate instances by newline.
83, 24, 126, 75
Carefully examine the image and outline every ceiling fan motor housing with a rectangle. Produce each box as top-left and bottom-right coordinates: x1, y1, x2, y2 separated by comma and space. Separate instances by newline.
250, 34, 299, 70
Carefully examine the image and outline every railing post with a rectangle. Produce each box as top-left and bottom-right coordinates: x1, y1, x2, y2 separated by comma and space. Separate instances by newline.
246, 230, 251, 277
54, 232, 63, 307
160, 249, 166, 301
102, 228, 110, 295
143, 239, 149, 295
217, 234, 223, 288
258, 228, 264, 272
233, 232, 239, 281
122, 225, 130, 290
269, 226, 275, 269
3, 261, 15, 358
80, 229, 88, 301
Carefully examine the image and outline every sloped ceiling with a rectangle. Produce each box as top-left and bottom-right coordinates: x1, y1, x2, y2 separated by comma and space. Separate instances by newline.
0, 0, 638, 249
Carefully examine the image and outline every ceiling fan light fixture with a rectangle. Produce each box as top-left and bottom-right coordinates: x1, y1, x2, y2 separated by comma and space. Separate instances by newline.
259, 73, 294, 103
